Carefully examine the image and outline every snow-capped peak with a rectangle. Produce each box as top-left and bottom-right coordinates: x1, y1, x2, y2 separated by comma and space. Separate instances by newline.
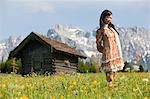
0, 24, 150, 71
53, 24, 82, 35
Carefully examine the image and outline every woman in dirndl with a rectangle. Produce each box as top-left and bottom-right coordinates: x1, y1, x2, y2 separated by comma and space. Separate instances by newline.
96, 9, 124, 87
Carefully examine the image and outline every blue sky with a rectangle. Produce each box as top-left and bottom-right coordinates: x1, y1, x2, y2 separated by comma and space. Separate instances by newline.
0, 0, 149, 40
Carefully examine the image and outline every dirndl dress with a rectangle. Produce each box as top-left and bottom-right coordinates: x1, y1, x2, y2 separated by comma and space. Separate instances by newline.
96, 27, 124, 72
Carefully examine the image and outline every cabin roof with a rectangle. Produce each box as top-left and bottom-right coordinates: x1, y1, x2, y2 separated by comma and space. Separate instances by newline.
9, 32, 87, 58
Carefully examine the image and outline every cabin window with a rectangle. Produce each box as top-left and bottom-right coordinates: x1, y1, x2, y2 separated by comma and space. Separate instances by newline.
64, 59, 70, 67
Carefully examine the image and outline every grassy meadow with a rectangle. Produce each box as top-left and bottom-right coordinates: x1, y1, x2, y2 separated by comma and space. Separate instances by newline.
0, 72, 150, 99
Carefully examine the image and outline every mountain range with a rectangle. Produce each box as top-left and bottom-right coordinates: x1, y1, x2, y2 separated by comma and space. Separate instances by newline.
0, 24, 150, 71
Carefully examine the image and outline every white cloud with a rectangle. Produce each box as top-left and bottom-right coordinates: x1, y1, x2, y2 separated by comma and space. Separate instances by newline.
1, 0, 55, 14
22, 1, 55, 14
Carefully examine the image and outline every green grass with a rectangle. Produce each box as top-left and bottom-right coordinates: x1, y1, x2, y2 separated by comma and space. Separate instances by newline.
0, 72, 150, 99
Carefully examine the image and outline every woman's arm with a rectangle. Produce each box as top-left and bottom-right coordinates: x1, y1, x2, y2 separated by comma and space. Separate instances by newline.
96, 29, 104, 53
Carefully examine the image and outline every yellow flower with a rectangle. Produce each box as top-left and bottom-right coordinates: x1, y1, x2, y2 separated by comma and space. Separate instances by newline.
59, 95, 63, 99
69, 80, 76, 88
64, 86, 67, 89
80, 89, 84, 92
20, 96, 29, 99
67, 94, 70, 98
132, 88, 137, 92
0, 93, 3, 98
69, 85, 74, 88
93, 88, 96, 91
92, 79, 97, 86
51, 96, 55, 99
21, 85, 25, 90
13, 89, 16, 93
83, 86, 87, 90
143, 97, 148, 99
70, 80, 76, 85
2, 84, 6, 88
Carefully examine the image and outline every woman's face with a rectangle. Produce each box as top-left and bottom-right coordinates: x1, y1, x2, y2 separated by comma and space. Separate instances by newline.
103, 15, 112, 24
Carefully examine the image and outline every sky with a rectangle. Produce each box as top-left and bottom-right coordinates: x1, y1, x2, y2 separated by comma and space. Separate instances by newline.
0, 0, 150, 40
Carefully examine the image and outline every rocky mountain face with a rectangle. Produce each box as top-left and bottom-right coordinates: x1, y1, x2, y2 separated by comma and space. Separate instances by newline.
47, 24, 96, 57
47, 24, 150, 71
0, 36, 24, 61
0, 24, 150, 71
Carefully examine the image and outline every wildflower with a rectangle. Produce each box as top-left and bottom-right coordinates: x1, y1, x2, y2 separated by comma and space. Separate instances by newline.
108, 97, 111, 99
51, 96, 55, 99
132, 88, 137, 92
69, 85, 74, 88
64, 86, 67, 89
92, 79, 97, 86
2, 84, 6, 88
21, 85, 25, 90
0, 93, 3, 98
59, 95, 63, 99
93, 88, 96, 91
83, 86, 87, 90
70, 80, 76, 85
80, 89, 84, 92
67, 94, 70, 98
13, 89, 16, 93
20, 96, 29, 99
142, 78, 149, 82
69, 80, 76, 88
143, 97, 148, 99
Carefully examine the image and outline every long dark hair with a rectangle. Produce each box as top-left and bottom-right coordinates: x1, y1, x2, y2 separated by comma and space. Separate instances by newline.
99, 9, 119, 35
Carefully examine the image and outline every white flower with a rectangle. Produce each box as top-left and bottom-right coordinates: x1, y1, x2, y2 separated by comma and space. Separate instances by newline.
142, 78, 149, 82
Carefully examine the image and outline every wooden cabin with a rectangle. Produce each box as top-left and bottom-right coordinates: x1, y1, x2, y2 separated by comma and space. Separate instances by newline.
9, 32, 86, 74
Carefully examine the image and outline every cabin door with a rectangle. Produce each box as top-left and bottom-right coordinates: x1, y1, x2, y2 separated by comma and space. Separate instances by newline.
32, 57, 42, 72
43, 58, 52, 72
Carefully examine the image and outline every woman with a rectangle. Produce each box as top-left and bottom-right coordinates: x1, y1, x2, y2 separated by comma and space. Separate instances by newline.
96, 9, 124, 87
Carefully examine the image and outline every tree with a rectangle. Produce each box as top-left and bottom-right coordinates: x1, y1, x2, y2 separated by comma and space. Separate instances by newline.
77, 60, 99, 73
122, 61, 129, 72
2, 58, 22, 73
139, 65, 144, 72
